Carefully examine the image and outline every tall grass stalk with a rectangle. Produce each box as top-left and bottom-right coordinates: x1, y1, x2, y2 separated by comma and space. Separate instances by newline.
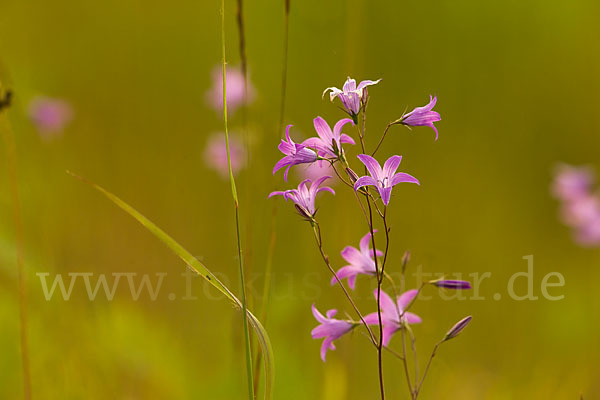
0, 86, 32, 400
221, 1, 255, 398
277, 0, 291, 134
68, 172, 275, 399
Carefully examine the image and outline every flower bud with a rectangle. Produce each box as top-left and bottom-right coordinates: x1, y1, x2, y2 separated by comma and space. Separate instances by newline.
444, 316, 472, 341
401, 250, 411, 274
431, 279, 471, 290
345, 167, 359, 185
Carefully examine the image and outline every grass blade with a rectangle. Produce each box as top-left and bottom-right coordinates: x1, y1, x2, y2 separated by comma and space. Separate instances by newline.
68, 172, 274, 399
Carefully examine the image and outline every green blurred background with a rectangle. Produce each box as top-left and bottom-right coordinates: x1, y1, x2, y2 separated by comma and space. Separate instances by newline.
1, 0, 599, 398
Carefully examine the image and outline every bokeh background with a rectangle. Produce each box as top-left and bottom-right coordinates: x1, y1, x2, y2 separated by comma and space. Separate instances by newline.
1, 0, 599, 398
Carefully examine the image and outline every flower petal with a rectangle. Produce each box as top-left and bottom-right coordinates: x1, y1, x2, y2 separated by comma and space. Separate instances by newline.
404, 312, 422, 324
382, 325, 399, 347
359, 230, 377, 254
340, 246, 363, 265
330, 265, 362, 288
391, 172, 420, 186
340, 133, 356, 145
382, 155, 403, 178
379, 186, 392, 206
313, 116, 333, 143
343, 78, 357, 92
357, 154, 383, 181
312, 304, 328, 324
397, 289, 419, 311
356, 79, 382, 92
322, 86, 342, 101
268, 190, 286, 198
333, 118, 354, 139
374, 289, 398, 318
353, 176, 378, 191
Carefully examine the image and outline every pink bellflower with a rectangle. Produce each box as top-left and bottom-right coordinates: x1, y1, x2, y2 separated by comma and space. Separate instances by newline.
354, 154, 419, 206
323, 77, 381, 119
273, 125, 319, 181
269, 176, 335, 220
400, 95, 441, 140
206, 65, 255, 114
364, 289, 422, 347
302, 117, 355, 159
311, 304, 355, 362
331, 231, 383, 289
204, 133, 247, 178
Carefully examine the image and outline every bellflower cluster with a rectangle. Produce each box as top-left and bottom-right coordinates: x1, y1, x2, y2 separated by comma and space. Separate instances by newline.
552, 164, 600, 246
269, 76, 471, 399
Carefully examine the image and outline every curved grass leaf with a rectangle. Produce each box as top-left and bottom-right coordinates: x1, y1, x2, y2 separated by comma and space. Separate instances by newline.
68, 171, 274, 400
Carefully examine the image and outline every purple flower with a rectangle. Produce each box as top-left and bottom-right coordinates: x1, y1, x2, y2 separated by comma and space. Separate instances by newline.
311, 305, 354, 362
331, 231, 383, 289
204, 133, 247, 178
302, 117, 355, 159
273, 125, 319, 181
401, 95, 441, 140
432, 280, 472, 290
576, 218, 600, 246
552, 164, 595, 202
364, 289, 422, 347
444, 316, 472, 341
552, 164, 600, 247
268, 176, 334, 219
354, 154, 419, 206
206, 66, 255, 113
28, 96, 73, 140
323, 77, 381, 116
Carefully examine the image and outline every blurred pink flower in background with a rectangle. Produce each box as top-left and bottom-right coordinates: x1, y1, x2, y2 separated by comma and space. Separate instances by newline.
206, 66, 255, 113
552, 164, 600, 247
28, 96, 73, 140
204, 133, 247, 178
296, 160, 338, 183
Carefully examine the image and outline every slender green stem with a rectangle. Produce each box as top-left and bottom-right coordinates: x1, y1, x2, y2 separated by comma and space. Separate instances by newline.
401, 325, 415, 399
371, 122, 395, 157
1, 88, 32, 400
221, 2, 254, 398
1, 86, 31, 400
415, 342, 442, 398
278, 0, 291, 134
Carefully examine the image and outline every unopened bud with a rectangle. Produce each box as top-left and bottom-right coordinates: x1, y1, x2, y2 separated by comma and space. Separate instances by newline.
444, 316, 472, 341
346, 167, 359, 185
401, 251, 411, 274
431, 279, 472, 290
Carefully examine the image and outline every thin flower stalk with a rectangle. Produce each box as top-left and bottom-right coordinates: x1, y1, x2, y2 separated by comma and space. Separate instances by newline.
220, 1, 254, 397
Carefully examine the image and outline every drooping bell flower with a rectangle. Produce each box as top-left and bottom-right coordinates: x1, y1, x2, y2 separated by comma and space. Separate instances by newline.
268, 176, 335, 220
331, 231, 383, 289
273, 125, 319, 181
400, 95, 441, 140
311, 304, 355, 361
323, 77, 381, 119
